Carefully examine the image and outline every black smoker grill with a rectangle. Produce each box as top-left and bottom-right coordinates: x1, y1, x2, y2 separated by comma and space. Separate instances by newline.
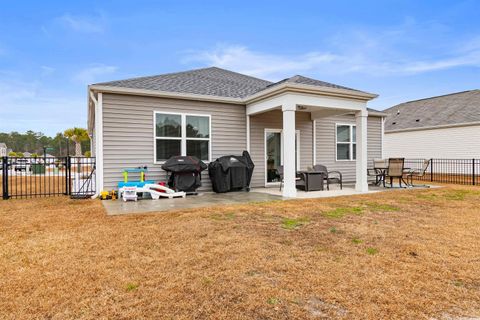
161, 156, 207, 194
208, 151, 254, 193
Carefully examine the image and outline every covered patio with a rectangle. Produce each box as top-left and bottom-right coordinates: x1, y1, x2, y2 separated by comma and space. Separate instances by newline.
245, 82, 378, 198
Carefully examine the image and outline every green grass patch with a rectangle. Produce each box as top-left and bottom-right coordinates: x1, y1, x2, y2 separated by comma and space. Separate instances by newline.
444, 189, 476, 201
453, 279, 464, 287
210, 212, 236, 221
125, 282, 139, 292
329, 226, 338, 233
281, 217, 310, 230
267, 297, 280, 305
323, 207, 363, 218
366, 247, 378, 255
365, 202, 400, 212
352, 238, 363, 244
415, 192, 438, 200
202, 277, 214, 285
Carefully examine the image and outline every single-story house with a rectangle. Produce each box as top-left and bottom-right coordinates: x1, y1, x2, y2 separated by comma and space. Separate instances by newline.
87, 67, 385, 197
0, 143, 7, 157
384, 90, 480, 159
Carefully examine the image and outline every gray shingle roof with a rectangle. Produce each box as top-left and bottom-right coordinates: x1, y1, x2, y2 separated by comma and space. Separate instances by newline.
384, 90, 480, 132
95, 67, 272, 99
94, 67, 369, 99
266, 75, 365, 93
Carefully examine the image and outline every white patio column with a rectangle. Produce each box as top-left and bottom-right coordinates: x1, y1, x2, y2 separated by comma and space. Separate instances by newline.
355, 109, 368, 192
282, 104, 297, 198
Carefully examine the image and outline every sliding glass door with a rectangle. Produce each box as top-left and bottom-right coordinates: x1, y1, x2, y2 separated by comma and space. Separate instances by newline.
265, 129, 300, 184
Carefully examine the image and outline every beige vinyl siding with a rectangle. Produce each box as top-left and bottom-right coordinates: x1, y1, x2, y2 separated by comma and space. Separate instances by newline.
102, 93, 246, 190
384, 124, 480, 158
315, 114, 383, 182
249, 110, 313, 187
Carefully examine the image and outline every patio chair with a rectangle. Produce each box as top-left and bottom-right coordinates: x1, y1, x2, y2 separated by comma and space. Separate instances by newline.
367, 159, 388, 185
312, 164, 342, 190
404, 159, 431, 187
277, 165, 304, 191
384, 158, 407, 188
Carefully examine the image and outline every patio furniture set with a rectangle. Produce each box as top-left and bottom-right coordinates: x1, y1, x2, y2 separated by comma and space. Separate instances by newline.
274, 158, 430, 193
276, 164, 343, 192
367, 158, 431, 188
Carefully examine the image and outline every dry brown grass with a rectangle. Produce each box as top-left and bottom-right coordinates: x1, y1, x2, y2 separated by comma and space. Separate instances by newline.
0, 175, 66, 197
1, 185, 480, 319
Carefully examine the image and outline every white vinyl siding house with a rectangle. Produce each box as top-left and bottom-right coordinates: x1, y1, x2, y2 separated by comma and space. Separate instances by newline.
385, 124, 480, 159
383, 90, 480, 159
0, 143, 7, 157
88, 67, 384, 197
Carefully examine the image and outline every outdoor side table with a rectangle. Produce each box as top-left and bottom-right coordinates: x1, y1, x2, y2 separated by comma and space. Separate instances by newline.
297, 171, 325, 191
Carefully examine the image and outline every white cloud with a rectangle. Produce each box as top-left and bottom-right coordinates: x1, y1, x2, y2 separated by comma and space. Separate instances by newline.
185, 42, 480, 80
0, 78, 86, 135
59, 13, 106, 33
41, 66, 55, 76
72, 64, 118, 84
184, 45, 338, 80
184, 20, 480, 80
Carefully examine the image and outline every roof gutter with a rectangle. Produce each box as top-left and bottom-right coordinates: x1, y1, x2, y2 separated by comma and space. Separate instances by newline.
244, 82, 378, 104
385, 121, 480, 133
89, 82, 378, 107
89, 85, 245, 105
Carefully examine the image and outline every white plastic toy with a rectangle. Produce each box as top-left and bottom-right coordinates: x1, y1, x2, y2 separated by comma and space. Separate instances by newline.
122, 186, 138, 202
119, 183, 186, 200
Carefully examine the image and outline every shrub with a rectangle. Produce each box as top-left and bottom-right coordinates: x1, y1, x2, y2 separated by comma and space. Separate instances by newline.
84, 150, 91, 157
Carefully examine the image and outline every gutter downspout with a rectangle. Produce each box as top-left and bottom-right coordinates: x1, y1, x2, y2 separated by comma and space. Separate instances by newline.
89, 90, 102, 199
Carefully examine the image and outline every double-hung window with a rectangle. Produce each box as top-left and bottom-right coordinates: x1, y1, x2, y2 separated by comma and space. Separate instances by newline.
336, 124, 356, 161
155, 112, 210, 162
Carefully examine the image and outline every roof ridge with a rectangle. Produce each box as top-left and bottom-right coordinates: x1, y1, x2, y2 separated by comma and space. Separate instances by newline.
384, 89, 480, 111
207, 67, 273, 84
92, 67, 218, 85
94, 66, 273, 87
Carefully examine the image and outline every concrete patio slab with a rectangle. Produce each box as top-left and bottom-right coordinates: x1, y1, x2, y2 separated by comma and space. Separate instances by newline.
102, 191, 282, 215
102, 184, 437, 215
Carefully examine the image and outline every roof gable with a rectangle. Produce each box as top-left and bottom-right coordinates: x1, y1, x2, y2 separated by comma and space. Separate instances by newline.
93, 67, 372, 100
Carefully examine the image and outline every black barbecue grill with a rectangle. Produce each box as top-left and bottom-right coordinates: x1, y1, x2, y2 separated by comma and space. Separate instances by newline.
208, 151, 254, 193
161, 156, 207, 194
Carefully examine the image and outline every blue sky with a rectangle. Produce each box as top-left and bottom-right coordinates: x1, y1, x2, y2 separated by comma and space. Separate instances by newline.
0, 0, 479, 136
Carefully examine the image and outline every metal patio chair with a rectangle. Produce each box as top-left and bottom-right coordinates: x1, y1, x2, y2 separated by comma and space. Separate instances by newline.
404, 159, 431, 187
367, 159, 388, 185
385, 158, 407, 188
313, 164, 343, 190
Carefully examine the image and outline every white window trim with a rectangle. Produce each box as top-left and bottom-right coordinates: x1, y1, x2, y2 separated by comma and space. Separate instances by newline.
264, 128, 300, 186
153, 111, 212, 164
335, 123, 356, 162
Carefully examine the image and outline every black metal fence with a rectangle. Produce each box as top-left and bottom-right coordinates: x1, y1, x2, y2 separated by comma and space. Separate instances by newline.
404, 158, 480, 185
1, 156, 96, 199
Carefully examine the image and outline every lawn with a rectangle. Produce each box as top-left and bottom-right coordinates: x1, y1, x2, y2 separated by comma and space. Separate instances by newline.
1, 185, 480, 319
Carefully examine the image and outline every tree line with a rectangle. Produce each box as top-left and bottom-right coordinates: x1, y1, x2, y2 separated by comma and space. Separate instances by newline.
0, 128, 91, 157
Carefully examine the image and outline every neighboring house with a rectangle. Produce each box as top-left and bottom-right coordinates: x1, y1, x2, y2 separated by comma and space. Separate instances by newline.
384, 90, 480, 159
0, 143, 7, 157
87, 67, 385, 197
23, 152, 31, 157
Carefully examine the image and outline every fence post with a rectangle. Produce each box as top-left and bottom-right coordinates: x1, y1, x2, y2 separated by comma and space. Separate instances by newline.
430, 158, 434, 182
473, 159, 476, 186
2, 156, 9, 199
64, 156, 71, 196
